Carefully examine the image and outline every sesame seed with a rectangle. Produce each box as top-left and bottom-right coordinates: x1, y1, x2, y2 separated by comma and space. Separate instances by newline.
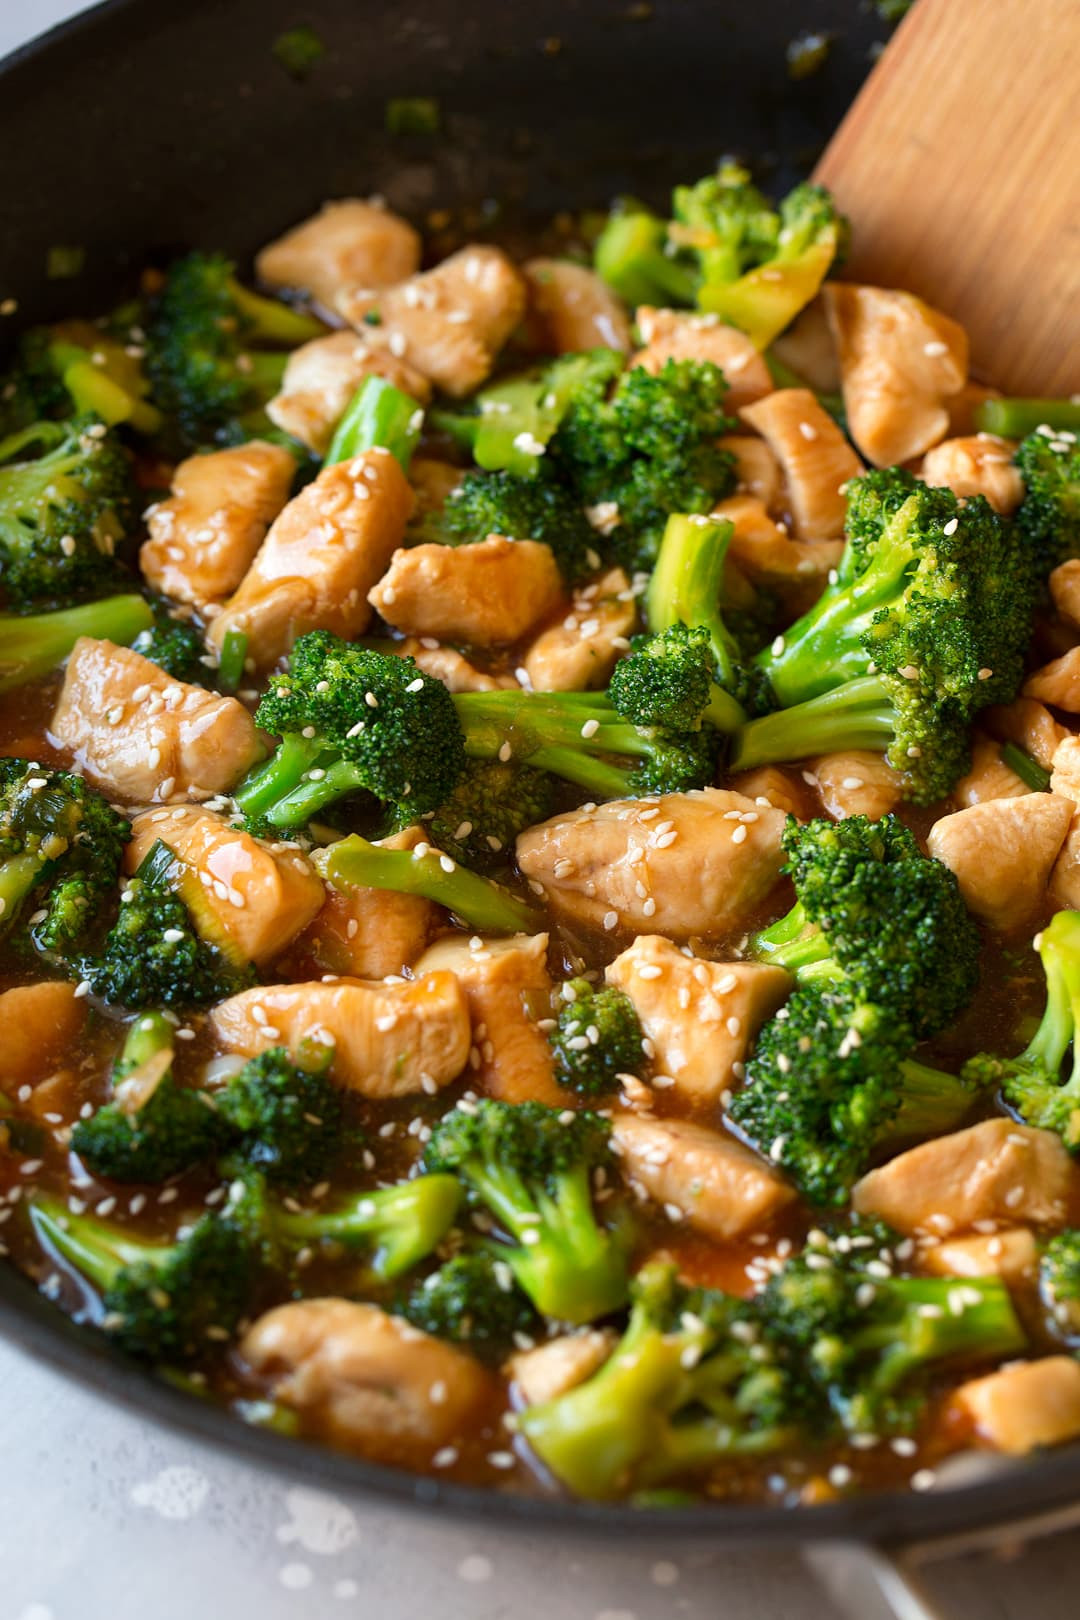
603, 911, 618, 931
943, 516, 959, 535
731, 824, 747, 844
580, 718, 600, 739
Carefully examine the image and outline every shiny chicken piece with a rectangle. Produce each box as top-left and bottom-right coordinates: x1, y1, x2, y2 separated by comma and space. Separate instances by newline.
612, 1112, 797, 1240
919, 433, 1024, 516
768, 298, 841, 393
727, 766, 817, 821
822, 283, 968, 467
522, 258, 631, 354
632, 308, 772, 410
127, 806, 324, 966
50, 637, 261, 804
1024, 646, 1080, 713
508, 1329, 617, 1406
210, 971, 471, 1097
516, 789, 787, 941
369, 537, 563, 647
266, 331, 432, 455
255, 198, 421, 310
1050, 559, 1080, 630
521, 568, 635, 692
0, 982, 86, 1092
738, 388, 863, 540
951, 736, 1031, 809
207, 449, 413, 670
298, 826, 437, 979
717, 433, 782, 510
920, 1229, 1038, 1289
338, 245, 528, 397
388, 638, 518, 694
811, 750, 904, 821
605, 936, 790, 1106
417, 932, 565, 1107
1047, 736, 1080, 910
983, 698, 1068, 772
140, 441, 296, 608
241, 1299, 492, 1464
926, 793, 1073, 933
953, 1358, 1080, 1456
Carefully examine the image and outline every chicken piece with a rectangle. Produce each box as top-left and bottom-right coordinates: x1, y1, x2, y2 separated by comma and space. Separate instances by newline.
919, 434, 1024, 516
1046, 736, 1080, 909
1024, 646, 1080, 713
140, 442, 296, 608
738, 389, 863, 540
0, 982, 85, 1094
338, 245, 527, 397
521, 568, 635, 692
408, 457, 465, 525
853, 1119, 1080, 1235
953, 1358, 1080, 1456
1050, 560, 1080, 630
522, 258, 631, 354
508, 1330, 616, 1406
822, 283, 968, 467
207, 450, 412, 670
390, 638, 517, 694
1051, 736, 1080, 802
255, 198, 421, 311
926, 794, 1072, 933
297, 825, 436, 979
605, 936, 790, 1106
50, 638, 260, 804
266, 331, 432, 455
127, 806, 324, 967
727, 766, 816, 821
417, 933, 564, 1106
769, 298, 841, 394
632, 308, 772, 410
210, 972, 470, 1097
612, 1113, 796, 1240
952, 736, 1030, 808
920, 1228, 1038, 1289
516, 789, 787, 940
369, 537, 562, 647
717, 434, 782, 510
812, 751, 904, 821
984, 699, 1068, 772
715, 494, 843, 613
240, 1299, 491, 1465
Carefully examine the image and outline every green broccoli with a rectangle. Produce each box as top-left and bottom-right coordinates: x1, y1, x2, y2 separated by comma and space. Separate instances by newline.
0, 323, 162, 437
593, 202, 699, 309
435, 466, 604, 583
400, 1249, 539, 1346
1039, 1230, 1080, 1345
423, 759, 555, 871
324, 373, 424, 470
607, 621, 745, 736
261, 1172, 463, 1280
213, 1046, 346, 1187
313, 832, 540, 934
0, 595, 154, 693
550, 978, 644, 1098
129, 595, 206, 683
975, 400, 1080, 439
423, 1099, 630, 1324
1012, 429, 1080, 578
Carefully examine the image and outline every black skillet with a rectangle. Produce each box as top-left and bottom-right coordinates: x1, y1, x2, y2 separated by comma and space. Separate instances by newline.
1, 3, 1078, 1614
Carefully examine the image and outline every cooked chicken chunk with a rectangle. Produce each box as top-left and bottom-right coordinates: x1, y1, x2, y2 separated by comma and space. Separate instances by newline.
389, 638, 518, 694
954, 1358, 1080, 1456
612, 1113, 797, 1240
769, 298, 840, 394
298, 826, 436, 979
1046, 736, 1080, 909
822, 284, 968, 467
853, 1119, 1080, 1235
952, 736, 1030, 808
369, 537, 563, 647
1024, 646, 1080, 712
408, 456, 465, 525
605, 936, 790, 1106
207, 449, 412, 670
50, 638, 260, 804
521, 568, 635, 692
256, 198, 421, 310
926, 793, 1072, 932
1050, 559, 1080, 630
210, 972, 470, 1097
718, 434, 782, 509
919, 434, 1023, 516
241, 1299, 491, 1464
716, 494, 843, 611
140, 442, 296, 608
921, 1228, 1038, 1289
523, 258, 631, 354
127, 806, 324, 966
338, 245, 527, 397
984, 698, 1068, 772
812, 751, 904, 821
0, 982, 85, 1093
417, 933, 564, 1106
1051, 735, 1080, 802
266, 331, 431, 454
632, 308, 772, 409
728, 766, 817, 820
508, 1330, 616, 1406
738, 389, 863, 540
516, 789, 787, 940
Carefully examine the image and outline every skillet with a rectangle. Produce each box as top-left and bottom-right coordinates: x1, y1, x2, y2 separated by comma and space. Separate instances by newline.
1, 2, 1079, 1612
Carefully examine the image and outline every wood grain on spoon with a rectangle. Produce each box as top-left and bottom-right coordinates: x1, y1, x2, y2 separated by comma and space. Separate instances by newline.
814, 0, 1079, 396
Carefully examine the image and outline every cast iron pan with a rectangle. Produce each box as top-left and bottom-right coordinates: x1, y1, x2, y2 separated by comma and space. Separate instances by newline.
2, 0, 1080, 1561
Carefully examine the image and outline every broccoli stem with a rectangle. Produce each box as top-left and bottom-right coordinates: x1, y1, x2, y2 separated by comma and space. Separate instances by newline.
50, 341, 164, 435
453, 691, 662, 798
863, 1278, 1026, 1401
730, 674, 895, 772
889, 1059, 984, 1142
0, 852, 46, 926
272, 1175, 462, 1278
593, 211, 698, 307
974, 399, 1080, 438
228, 279, 325, 347
32, 1193, 164, 1290
118, 1010, 175, 1075
1000, 741, 1051, 793
325, 374, 424, 470
644, 513, 747, 721
216, 627, 248, 694
750, 901, 837, 976
0, 595, 154, 694
231, 735, 326, 821
315, 833, 540, 934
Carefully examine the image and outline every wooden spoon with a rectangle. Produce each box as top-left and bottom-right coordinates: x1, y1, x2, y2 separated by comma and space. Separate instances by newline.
814, 0, 1080, 396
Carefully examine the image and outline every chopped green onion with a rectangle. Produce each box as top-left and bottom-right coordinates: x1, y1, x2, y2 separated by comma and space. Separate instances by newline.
1000, 742, 1051, 793
325, 374, 424, 470
385, 97, 441, 135
272, 25, 325, 79
217, 628, 249, 694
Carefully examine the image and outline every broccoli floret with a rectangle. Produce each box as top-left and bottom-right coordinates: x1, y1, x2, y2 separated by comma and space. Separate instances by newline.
214, 1046, 345, 1187
516, 1260, 803, 1497
1039, 1230, 1080, 1345
759, 1225, 1026, 1438
593, 203, 699, 309
550, 978, 644, 1099
732, 471, 1036, 803
963, 910, 1080, 1149
79, 837, 257, 1009
233, 632, 466, 831
750, 815, 979, 1039
0, 417, 138, 608
423, 1099, 630, 1324
324, 373, 424, 470
0, 757, 130, 956
1012, 430, 1080, 578
729, 986, 988, 1207
72, 1012, 227, 1183
262, 1172, 463, 1280
424, 759, 555, 871
129, 595, 205, 683
608, 623, 742, 733
0, 595, 154, 693
30, 1182, 261, 1360
0, 323, 163, 438
145, 252, 324, 451
437, 466, 603, 583
401, 1249, 539, 1346
314, 832, 539, 934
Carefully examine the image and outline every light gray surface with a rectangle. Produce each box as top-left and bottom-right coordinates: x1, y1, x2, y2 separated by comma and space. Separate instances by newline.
4, 2, 1080, 1616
